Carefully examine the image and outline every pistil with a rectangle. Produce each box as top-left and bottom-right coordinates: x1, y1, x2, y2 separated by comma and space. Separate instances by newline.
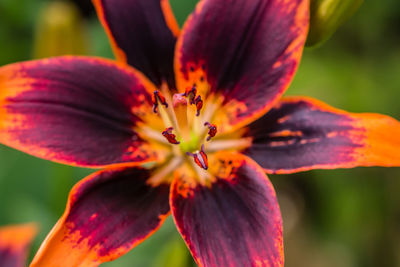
173, 93, 191, 141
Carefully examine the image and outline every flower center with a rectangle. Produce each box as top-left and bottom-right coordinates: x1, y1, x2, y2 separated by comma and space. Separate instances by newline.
151, 85, 217, 170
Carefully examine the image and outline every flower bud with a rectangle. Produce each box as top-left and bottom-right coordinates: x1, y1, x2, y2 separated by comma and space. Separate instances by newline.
33, 1, 88, 58
306, 0, 364, 47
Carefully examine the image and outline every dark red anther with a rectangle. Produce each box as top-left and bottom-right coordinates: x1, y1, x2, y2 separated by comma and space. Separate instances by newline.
184, 85, 197, 105
194, 95, 203, 116
152, 90, 168, 113
186, 144, 208, 170
162, 127, 180, 144
199, 144, 208, 169
204, 122, 217, 141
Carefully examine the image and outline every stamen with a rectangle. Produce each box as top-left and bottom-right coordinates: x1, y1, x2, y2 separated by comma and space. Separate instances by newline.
204, 122, 217, 141
152, 89, 177, 129
152, 90, 168, 113
147, 156, 183, 186
194, 95, 203, 116
186, 144, 208, 170
162, 127, 180, 144
198, 96, 224, 137
136, 125, 169, 145
206, 138, 252, 152
184, 85, 197, 105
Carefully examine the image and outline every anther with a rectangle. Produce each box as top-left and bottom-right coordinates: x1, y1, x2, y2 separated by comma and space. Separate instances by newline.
204, 122, 217, 141
186, 144, 208, 170
184, 85, 197, 105
162, 127, 180, 144
152, 90, 168, 113
194, 95, 203, 116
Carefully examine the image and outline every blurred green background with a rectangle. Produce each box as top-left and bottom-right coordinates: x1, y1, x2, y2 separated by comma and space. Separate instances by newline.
1, 0, 400, 266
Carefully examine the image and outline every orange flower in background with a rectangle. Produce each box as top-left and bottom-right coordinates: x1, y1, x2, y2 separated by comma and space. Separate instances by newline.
0, 224, 37, 267
0, 0, 400, 266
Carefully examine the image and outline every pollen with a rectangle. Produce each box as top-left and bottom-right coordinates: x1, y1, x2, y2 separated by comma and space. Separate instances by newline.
186, 144, 208, 170
152, 90, 168, 113
194, 95, 203, 116
162, 127, 180, 144
204, 122, 217, 141
184, 85, 197, 105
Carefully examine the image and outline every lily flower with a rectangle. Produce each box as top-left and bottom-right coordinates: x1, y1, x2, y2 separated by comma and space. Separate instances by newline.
0, 0, 399, 266
0, 224, 37, 267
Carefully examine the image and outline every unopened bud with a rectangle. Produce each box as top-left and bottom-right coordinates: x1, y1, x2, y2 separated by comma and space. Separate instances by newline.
33, 1, 88, 58
306, 0, 363, 47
